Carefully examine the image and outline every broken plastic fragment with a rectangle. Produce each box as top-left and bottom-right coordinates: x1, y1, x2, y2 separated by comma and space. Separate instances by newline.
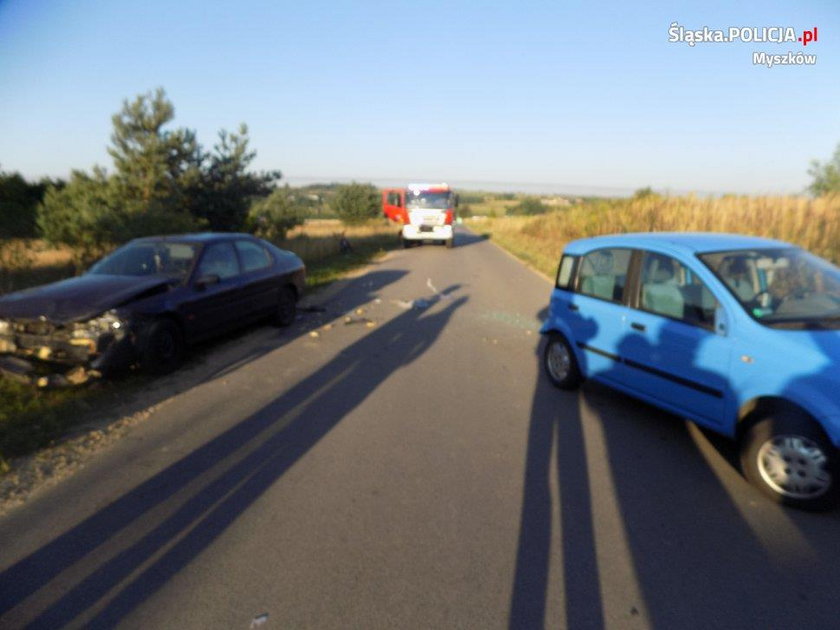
250, 613, 269, 628
344, 317, 375, 326
426, 278, 452, 300
65, 366, 89, 385
392, 298, 430, 310
37, 373, 69, 388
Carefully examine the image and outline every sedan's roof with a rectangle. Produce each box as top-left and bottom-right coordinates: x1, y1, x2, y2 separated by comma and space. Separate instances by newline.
130, 232, 255, 245
564, 232, 794, 256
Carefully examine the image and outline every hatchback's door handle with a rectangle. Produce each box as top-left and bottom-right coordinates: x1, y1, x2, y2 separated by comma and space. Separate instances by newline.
568, 304, 579, 311
631, 322, 646, 332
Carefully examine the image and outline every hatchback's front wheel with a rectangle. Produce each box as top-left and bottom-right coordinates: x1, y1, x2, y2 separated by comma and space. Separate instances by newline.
740, 412, 839, 511
543, 332, 582, 390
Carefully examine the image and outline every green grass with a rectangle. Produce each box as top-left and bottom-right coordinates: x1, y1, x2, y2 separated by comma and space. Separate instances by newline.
0, 379, 89, 470
305, 238, 397, 291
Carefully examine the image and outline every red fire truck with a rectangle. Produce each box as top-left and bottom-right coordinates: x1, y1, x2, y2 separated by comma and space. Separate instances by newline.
382, 183, 457, 249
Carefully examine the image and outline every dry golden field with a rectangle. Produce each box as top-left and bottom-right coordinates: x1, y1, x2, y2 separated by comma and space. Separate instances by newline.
470, 194, 840, 278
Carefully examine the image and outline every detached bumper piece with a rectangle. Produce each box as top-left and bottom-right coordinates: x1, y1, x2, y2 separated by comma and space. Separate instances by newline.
0, 355, 99, 388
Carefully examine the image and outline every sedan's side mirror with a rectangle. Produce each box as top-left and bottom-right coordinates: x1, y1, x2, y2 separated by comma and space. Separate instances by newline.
195, 274, 220, 290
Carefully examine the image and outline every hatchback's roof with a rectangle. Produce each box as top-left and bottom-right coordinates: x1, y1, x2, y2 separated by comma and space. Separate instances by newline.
564, 232, 793, 256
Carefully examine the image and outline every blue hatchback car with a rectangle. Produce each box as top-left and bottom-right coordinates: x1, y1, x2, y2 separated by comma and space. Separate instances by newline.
541, 232, 840, 511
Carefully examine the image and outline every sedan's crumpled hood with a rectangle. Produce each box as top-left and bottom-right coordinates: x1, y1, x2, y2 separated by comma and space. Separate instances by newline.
0, 274, 171, 324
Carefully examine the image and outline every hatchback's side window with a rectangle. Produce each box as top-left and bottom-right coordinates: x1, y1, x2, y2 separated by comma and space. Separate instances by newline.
235, 240, 271, 273
639, 252, 717, 328
555, 255, 577, 289
196, 242, 240, 281
576, 248, 632, 302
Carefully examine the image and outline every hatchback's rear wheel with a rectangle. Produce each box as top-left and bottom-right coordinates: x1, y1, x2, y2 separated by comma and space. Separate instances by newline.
740, 412, 839, 511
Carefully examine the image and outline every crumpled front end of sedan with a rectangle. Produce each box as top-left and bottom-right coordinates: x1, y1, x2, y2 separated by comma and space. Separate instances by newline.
0, 310, 137, 387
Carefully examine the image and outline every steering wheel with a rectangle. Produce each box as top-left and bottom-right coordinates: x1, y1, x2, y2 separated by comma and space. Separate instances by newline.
750, 290, 773, 308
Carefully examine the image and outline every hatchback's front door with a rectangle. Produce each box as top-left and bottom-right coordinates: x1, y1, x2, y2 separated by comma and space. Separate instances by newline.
621, 251, 731, 426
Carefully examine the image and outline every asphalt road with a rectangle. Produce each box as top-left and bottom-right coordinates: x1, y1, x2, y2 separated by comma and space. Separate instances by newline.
1, 227, 839, 629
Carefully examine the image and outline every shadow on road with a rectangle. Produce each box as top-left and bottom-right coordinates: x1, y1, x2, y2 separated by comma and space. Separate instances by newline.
510, 310, 840, 629
454, 227, 490, 249
406, 227, 489, 251
0, 281, 467, 627
509, 340, 604, 629
57, 269, 409, 441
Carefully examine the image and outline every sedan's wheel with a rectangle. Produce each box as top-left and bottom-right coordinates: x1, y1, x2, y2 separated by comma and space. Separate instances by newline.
273, 286, 297, 327
740, 413, 839, 511
543, 332, 582, 390
140, 318, 184, 375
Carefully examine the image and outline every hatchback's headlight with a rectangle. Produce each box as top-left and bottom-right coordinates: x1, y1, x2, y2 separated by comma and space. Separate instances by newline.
72, 311, 126, 339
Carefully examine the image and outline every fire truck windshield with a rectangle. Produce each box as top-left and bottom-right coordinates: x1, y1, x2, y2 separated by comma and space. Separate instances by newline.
406, 191, 451, 210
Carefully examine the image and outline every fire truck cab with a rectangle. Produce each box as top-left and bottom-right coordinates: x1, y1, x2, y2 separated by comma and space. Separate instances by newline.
382, 183, 457, 249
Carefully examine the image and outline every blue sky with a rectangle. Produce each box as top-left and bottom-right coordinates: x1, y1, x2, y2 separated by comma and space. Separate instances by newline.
1, 0, 838, 195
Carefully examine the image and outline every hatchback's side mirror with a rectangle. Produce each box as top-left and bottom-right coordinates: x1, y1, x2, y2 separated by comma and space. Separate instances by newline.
714, 306, 728, 336
195, 274, 220, 290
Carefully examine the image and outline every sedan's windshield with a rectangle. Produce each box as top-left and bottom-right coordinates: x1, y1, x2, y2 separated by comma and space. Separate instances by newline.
406, 191, 452, 210
700, 248, 840, 326
88, 241, 198, 282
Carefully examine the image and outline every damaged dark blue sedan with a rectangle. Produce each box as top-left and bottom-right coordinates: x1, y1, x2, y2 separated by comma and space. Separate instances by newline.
0, 233, 305, 385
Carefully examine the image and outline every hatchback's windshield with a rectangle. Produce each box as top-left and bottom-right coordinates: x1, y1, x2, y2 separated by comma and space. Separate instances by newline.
88, 241, 198, 282
700, 248, 840, 325
406, 191, 451, 210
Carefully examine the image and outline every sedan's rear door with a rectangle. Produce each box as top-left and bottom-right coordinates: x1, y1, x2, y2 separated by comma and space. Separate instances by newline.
234, 239, 278, 319
181, 241, 246, 341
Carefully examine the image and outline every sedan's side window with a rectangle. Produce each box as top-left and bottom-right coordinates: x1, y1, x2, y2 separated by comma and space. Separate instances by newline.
576, 248, 632, 302
235, 240, 271, 273
197, 243, 240, 281
639, 252, 718, 328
